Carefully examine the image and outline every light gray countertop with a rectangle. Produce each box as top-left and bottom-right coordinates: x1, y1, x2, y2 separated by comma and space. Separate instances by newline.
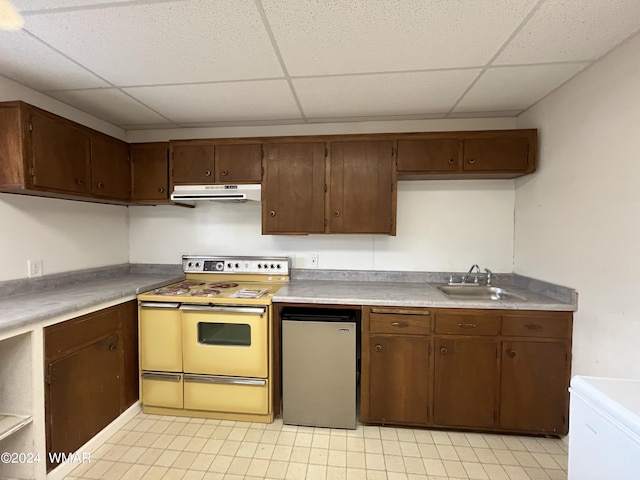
273, 280, 577, 311
0, 273, 183, 336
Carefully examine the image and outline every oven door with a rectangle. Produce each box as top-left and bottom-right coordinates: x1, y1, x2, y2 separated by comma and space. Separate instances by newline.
181, 305, 268, 377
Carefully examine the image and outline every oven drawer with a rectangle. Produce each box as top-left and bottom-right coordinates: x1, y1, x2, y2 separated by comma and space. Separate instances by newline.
139, 303, 182, 372
181, 305, 268, 377
183, 374, 269, 414
141, 372, 183, 409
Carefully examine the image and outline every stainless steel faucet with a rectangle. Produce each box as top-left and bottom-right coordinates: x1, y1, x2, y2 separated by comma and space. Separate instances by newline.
461, 264, 480, 284
484, 268, 493, 286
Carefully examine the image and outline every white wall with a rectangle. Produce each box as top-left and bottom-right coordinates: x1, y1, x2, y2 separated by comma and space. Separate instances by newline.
0, 76, 129, 281
129, 178, 515, 272
515, 34, 640, 379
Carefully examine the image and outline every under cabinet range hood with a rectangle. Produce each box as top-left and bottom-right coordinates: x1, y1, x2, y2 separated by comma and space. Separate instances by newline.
171, 184, 261, 203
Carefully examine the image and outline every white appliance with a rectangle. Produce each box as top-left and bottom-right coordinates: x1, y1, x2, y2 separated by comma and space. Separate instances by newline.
568, 375, 640, 480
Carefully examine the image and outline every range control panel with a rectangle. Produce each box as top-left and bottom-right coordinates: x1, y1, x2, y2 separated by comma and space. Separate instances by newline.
182, 255, 290, 275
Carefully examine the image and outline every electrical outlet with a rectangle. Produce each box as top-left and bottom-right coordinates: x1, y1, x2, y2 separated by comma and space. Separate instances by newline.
28, 259, 43, 278
309, 253, 319, 268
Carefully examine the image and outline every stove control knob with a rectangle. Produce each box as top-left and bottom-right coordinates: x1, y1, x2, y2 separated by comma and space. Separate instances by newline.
235, 263, 240, 268
195, 262, 200, 268
257, 264, 262, 269
227, 262, 232, 269
188, 262, 193, 268
276, 264, 281, 269
270, 264, 275, 269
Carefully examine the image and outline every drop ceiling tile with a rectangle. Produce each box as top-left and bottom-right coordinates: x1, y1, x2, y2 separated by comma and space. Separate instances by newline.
495, 0, 640, 65
454, 64, 589, 113
262, 0, 538, 75
293, 70, 481, 119
123, 80, 302, 124
47, 89, 171, 126
15, 0, 131, 11
0, 30, 107, 91
24, 0, 284, 85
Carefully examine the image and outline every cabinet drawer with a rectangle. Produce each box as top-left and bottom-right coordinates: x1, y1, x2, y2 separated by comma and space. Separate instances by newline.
370, 313, 430, 335
435, 314, 500, 335
141, 372, 183, 409
501, 315, 571, 338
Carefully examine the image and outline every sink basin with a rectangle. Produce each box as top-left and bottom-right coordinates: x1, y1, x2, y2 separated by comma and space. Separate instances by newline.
437, 285, 527, 301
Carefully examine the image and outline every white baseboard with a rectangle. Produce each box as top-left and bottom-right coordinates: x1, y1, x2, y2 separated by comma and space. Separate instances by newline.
47, 402, 141, 480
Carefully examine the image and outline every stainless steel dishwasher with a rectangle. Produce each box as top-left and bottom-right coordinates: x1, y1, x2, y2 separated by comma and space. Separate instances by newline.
281, 308, 357, 429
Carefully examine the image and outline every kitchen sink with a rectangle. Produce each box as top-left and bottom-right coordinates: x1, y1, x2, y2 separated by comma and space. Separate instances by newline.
437, 285, 527, 301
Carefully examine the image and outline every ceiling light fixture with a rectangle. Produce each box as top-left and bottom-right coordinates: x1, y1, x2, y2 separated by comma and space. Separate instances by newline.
0, 0, 23, 31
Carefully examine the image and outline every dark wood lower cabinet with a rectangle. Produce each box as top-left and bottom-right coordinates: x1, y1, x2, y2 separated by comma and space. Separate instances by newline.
44, 301, 138, 471
368, 335, 431, 425
500, 341, 571, 434
433, 338, 499, 429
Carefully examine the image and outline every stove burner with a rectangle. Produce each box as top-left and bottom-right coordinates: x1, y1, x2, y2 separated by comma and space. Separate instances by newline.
190, 288, 221, 297
151, 281, 240, 297
208, 282, 239, 289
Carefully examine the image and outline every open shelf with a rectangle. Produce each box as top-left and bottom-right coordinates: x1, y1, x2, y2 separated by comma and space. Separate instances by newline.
0, 414, 33, 442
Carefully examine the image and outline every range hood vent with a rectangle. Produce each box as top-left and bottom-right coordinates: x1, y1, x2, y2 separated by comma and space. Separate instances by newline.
171, 184, 261, 203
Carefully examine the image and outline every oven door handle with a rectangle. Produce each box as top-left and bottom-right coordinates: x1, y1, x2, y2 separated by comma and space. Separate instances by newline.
179, 304, 266, 315
183, 374, 266, 386
139, 301, 180, 308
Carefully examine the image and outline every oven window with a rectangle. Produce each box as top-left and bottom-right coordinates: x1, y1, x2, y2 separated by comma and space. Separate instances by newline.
197, 322, 251, 346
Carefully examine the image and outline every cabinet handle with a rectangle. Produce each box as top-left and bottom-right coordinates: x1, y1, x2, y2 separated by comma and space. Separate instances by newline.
391, 321, 408, 328
440, 347, 448, 355
508, 350, 516, 358
269, 210, 276, 217
109, 343, 117, 351
158, 187, 165, 193
75, 178, 84, 186
525, 324, 543, 331
448, 158, 455, 165
221, 169, 229, 176
467, 158, 476, 164
97, 182, 105, 189
205, 170, 212, 177
457, 323, 477, 329
333, 211, 341, 217
374, 344, 382, 352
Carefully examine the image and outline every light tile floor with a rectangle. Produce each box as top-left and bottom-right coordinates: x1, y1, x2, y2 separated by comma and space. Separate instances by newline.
65, 413, 568, 480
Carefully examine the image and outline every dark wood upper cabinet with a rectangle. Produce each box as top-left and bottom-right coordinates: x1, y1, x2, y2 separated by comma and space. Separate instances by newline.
30, 108, 91, 194
131, 142, 169, 203
329, 140, 396, 235
397, 129, 536, 179
397, 138, 460, 172
170, 141, 215, 185
263, 142, 326, 234
215, 144, 262, 183
90, 133, 131, 201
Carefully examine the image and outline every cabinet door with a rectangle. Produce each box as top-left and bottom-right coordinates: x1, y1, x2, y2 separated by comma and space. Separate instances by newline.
46, 334, 121, 470
433, 338, 499, 428
215, 144, 262, 183
462, 136, 530, 172
263, 142, 325, 234
367, 335, 431, 425
131, 143, 169, 201
500, 341, 570, 434
329, 141, 395, 234
30, 108, 91, 194
170, 141, 215, 184
397, 139, 460, 172
90, 134, 131, 200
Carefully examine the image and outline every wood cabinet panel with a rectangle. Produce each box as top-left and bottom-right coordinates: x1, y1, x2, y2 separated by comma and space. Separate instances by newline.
369, 312, 430, 335
397, 139, 460, 172
170, 141, 215, 184
263, 142, 326, 234
433, 337, 499, 428
501, 313, 572, 339
131, 142, 169, 202
215, 144, 262, 183
500, 341, 570, 434
463, 136, 530, 172
329, 140, 396, 234
435, 313, 500, 336
90, 134, 131, 200
44, 301, 138, 471
30, 108, 91, 194
368, 335, 431, 425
